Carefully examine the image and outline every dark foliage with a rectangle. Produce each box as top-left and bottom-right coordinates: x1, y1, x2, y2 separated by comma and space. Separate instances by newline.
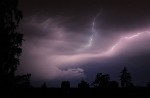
0, 0, 31, 88
93, 73, 110, 88
78, 80, 89, 89
120, 67, 133, 88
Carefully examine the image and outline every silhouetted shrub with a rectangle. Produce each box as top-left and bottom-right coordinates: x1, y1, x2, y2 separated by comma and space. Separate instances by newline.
93, 73, 110, 88
78, 80, 89, 89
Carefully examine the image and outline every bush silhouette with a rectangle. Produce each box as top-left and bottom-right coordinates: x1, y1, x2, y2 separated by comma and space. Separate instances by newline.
78, 80, 89, 89
93, 73, 110, 88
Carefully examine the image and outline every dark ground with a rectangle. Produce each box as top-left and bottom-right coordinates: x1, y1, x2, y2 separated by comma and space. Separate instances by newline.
1, 87, 150, 98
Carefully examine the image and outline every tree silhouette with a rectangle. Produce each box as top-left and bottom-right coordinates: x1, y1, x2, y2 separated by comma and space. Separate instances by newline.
15, 73, 31, 88
78, 80, 89, 89
120, 67, 133, 88
93, 73, 110, 88
0, 0, 30, 88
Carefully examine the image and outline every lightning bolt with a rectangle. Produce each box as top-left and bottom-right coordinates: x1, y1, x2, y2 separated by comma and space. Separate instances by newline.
77, 13, 101, 52
89, 13, 101, 47
110, 31, 150, 52
76, 10, 150, 56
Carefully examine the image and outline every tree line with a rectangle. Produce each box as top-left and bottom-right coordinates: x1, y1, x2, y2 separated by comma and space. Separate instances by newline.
58, 67, 134, 89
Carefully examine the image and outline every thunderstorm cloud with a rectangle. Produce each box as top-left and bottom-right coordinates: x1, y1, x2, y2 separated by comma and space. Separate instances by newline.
18, 0, 150, 86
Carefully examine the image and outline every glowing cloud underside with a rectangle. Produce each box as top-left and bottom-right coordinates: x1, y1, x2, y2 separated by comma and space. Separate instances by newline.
89, 31, 150, 58
54, 31, 150, 67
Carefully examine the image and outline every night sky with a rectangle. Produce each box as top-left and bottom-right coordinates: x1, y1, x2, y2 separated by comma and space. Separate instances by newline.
17, 0, 150, 87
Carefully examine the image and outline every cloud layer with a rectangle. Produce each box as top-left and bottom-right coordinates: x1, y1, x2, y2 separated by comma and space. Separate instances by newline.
18, 0, 150, 86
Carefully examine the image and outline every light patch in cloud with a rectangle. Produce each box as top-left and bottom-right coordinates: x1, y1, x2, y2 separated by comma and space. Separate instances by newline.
59, 68, 85, 79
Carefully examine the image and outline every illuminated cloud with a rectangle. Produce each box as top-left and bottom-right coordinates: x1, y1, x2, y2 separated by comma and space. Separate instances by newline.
18, 15, 150, 84
18, 0, 150, 86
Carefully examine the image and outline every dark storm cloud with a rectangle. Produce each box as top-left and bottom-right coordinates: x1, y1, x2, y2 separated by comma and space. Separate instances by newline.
19, 0, 101, 33
17, 0, 150, 86
19, 0, 150, 35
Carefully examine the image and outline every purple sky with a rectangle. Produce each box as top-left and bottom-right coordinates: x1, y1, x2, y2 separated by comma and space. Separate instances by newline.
17, 0, 150, 87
